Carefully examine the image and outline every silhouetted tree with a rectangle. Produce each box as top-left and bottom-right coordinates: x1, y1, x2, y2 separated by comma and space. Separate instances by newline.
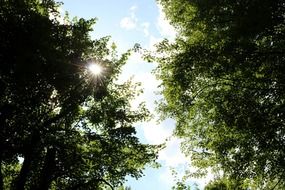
0, 1, 159, 189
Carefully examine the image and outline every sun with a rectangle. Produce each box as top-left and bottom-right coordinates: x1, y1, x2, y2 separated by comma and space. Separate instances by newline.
88, 63, 102, 75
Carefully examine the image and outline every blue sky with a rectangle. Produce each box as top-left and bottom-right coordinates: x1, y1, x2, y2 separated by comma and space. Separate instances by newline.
60, 1, 212, 189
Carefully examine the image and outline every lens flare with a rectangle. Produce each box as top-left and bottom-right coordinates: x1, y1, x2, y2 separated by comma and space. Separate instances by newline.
88, 64, 102, 75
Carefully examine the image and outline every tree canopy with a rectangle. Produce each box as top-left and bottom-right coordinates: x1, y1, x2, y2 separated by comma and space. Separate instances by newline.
0, 0, 159, 189
154, 0, 285, 188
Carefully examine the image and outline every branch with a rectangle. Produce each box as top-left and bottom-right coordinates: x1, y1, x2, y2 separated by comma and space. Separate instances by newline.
99, 178, 114, 190
270, 171, 285, 190
271, 178, 282, 190
70, 178, 114, 190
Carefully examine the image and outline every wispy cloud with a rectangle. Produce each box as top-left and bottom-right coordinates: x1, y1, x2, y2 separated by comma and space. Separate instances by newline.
120, 5, 138, 30
158, 137, 188, 167
142, 120, 174, 145
147, 35, 163, 51
141, 22, 150, 37
119, 5, 151, 38
130, 5, 137, 12
159, 168, 177, 186
156, 4, 176, 39
120, 17, 137, 30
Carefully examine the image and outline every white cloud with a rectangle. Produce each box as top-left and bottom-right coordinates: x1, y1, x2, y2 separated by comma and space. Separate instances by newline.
141, 120, 174, 145
159, 166, 214, 189
196, 171, 215, 189
158, 158, 189, 188
120, 5, 138, 30
157, 136, 214, 189
130, 5, 137, 12
147, 35, 163, 51
119, 5, 152, 38
141, 22, 150, 37
116, 52, 153, 83
159, 168, 176, 186
159, 137, 188, 167
156, 4, 176, 39
128, 52, 145, 65
116, 52, 159, 112
120, 17, 137, 30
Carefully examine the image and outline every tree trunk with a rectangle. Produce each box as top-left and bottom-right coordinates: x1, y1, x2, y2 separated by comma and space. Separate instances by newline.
36, 147, 56, 190
13, 153, 32, 190
13, 133, 40, 190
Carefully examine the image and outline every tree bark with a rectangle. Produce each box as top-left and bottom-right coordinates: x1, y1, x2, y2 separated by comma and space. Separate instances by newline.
36, 147, 56, 190
13, 133, 40, 190
13, 153, 32, 190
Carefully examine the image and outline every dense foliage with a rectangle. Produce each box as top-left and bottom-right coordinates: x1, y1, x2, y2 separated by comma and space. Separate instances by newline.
154, 0, 285, 188
0, 1, 158, 189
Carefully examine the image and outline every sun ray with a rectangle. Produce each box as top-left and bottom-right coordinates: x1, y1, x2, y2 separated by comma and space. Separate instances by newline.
88, 63, 102, 75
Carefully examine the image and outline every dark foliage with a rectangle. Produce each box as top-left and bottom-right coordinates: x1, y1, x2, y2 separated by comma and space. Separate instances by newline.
0, 1, 158, 189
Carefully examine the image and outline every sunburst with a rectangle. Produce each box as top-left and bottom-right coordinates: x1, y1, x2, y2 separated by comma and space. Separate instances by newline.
88, 63, 102, 75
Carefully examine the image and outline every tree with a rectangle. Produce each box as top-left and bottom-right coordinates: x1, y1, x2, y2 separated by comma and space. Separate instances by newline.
205, 178, 241, 190
153, 0, 285, 188
0, 0, 159, 189
117, 186, 132, 190
172, 182, 191, 190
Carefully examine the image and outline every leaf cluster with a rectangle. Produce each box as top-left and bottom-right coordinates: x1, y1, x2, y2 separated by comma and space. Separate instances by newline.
154, 0, 285, 188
